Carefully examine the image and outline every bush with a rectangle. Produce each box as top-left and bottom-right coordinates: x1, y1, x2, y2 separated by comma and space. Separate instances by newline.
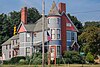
86, 52, 94, 63
19, 59, 27, 65
63, 51, 82, 64
26, 52, 45, 65
10, 56, 26, 64
56, 58, 63, 64
3, 60, 10, 64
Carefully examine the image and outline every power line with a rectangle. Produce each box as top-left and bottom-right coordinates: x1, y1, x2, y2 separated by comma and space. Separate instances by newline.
68, 9, 100, 14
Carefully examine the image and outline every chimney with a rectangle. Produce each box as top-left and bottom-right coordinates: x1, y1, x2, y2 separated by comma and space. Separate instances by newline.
58, 2, 66, 13
21, 7, 27, 24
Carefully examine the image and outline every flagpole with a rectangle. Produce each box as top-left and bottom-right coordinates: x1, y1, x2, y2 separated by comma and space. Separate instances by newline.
42, 0, 45, 67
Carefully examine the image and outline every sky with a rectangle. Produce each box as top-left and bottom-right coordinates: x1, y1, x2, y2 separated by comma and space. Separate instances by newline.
0, 0, 100, 24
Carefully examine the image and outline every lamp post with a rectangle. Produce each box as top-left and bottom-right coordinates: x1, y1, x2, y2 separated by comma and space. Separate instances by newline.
42, 0, 45, 67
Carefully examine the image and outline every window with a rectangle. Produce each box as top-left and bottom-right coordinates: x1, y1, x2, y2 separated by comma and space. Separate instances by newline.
71, 32, 74, 40
9, 51, 11, 58
66, 23, 71, 27
6, 45, 8, 49
66, 31, 71, 41
74, 32, 77, 42
12, 51, 14, 57
26, 33, 31, 42
57, 18, 61, 24
49, 18, 57, 23
51, 29, 55, 39
57, 46, 60, 56
16, 40, 17, 45
57, 29, 60, 39
26, 47, 30, 56
48, 19, 50, 24
13, 40, 14, 45
9, 44, 11, 49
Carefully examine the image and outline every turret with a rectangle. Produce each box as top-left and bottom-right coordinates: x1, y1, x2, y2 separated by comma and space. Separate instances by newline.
48, 1, 61, 40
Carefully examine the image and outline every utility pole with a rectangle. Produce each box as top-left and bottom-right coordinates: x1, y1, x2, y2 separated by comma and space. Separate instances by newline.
42, 0, 45, 67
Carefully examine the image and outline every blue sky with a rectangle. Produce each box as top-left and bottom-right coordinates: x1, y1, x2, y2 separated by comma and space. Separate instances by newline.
0, 0, 100, 23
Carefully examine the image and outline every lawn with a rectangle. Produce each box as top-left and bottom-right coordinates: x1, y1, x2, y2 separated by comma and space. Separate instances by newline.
0, 64, 100, 67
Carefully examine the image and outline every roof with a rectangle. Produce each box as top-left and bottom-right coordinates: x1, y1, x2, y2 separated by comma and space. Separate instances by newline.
34, 17, 49, 32
2, 34, 19, 46
24, 24, 36, 32
18, 17, 48, 32
71, 41, 80, 48
48, 1, 60, 16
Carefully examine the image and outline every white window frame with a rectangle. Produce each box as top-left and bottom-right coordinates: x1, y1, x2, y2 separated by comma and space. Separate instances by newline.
57, 29, 60, 39
66, 23, 71, 27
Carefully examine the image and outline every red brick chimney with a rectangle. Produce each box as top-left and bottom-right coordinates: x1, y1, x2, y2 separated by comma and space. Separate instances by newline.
58, 2, 66, 13
21, 7, 27, 24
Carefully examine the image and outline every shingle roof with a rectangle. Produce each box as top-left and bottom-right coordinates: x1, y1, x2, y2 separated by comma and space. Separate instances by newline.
48, 1, 60, 16
24, 24, 36, 32
34, 17, 49, 32
2, 34, 19, 46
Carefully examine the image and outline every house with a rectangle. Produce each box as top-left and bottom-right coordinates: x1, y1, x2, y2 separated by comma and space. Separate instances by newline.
1, 1, 79, 60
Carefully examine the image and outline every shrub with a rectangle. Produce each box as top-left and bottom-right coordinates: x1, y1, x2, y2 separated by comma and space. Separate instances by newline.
19, 59, 26, 65
10, 56, 26, 64
3, 60, 10, 64
86, 52, 94, 63
63, 51, 82, 64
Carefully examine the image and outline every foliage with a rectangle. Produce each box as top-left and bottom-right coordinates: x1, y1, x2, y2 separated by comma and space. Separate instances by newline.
84, 21, 100, 28
9, 56, 26, 64
56, 58, 64, 64
78, 26, 100, 55
63, 51, 84, 64
27, 7, 41, 24
3, 60, 10, 64
86, 52, 94, 63
18, 59, 27, 65
25, 52, 47, 65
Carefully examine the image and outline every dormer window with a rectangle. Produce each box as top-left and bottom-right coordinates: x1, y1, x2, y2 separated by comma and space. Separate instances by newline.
66, 23, 71, 27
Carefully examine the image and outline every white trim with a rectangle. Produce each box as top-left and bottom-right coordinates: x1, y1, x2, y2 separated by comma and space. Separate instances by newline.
17, 22, 27, 33
71, 41, 80, 48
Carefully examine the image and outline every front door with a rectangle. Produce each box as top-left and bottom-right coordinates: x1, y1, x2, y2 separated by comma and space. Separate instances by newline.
48, 45, 56, 64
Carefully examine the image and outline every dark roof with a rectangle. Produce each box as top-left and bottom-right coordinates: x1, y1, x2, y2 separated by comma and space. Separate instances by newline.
48, 1, 60, 16
2, 34, 19, 46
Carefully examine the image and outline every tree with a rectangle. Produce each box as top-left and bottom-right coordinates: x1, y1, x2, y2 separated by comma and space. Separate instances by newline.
84, 21, 100, 28
27, 7, 41, 24
78, 26, 100, 55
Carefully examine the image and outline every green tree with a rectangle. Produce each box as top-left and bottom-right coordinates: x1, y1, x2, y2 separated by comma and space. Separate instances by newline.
84, 21, 100, 28
27, 7, 41, 24
78, 26, 100, 55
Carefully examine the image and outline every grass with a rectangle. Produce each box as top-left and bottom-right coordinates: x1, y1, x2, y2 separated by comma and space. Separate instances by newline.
0, 64, 100, 67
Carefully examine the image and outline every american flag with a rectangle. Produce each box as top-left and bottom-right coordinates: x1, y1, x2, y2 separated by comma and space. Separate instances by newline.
47, 31, 51, 41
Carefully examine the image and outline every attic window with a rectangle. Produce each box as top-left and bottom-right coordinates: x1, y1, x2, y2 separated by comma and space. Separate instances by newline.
66, 23, 71, 27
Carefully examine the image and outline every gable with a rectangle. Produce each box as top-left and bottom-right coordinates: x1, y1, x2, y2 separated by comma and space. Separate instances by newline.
48, 1, 60, 16
61, 12, 78, 32
18, 24, 26, 33
66, 16, 76, 31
